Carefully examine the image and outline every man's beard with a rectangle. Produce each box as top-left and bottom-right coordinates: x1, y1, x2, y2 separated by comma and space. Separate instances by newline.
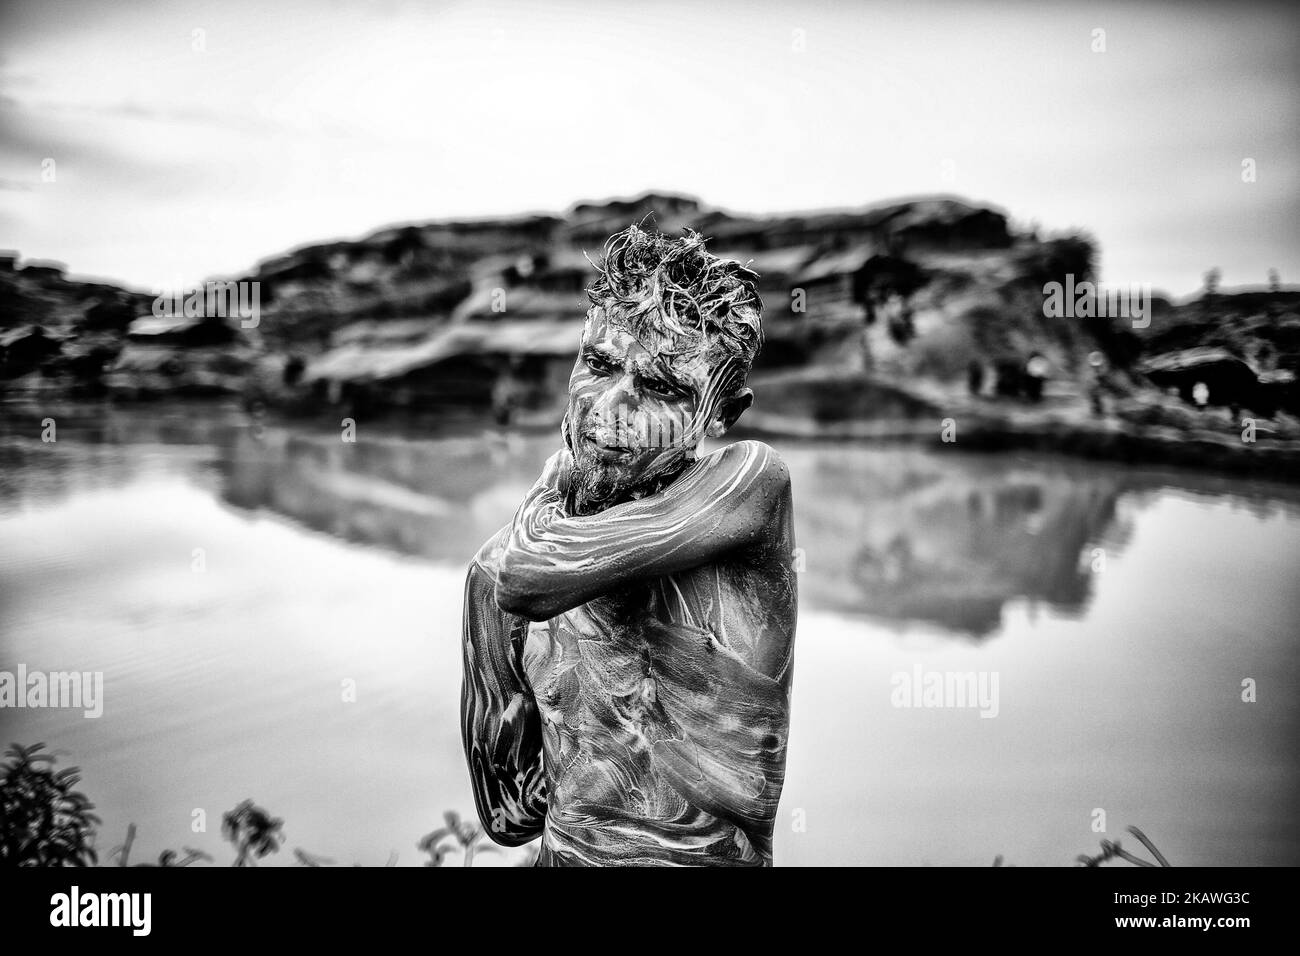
565, 449, 690, 516
560, 407, 697, 515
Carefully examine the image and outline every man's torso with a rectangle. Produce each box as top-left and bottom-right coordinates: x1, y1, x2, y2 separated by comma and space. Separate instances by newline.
523, 553, 793, 865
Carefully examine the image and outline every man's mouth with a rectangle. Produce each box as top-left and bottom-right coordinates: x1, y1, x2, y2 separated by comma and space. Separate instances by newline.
580, 433, 632, 462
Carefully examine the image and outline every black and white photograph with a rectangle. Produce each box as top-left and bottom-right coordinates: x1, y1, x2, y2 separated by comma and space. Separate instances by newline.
1, 0, 1296, 928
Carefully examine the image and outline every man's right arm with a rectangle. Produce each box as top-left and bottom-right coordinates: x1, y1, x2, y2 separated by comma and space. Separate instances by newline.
495, 440, 789, 622
460, 536, 547, 846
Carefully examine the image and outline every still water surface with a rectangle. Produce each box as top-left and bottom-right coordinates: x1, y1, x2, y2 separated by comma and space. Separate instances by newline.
1, 403, 1297, 865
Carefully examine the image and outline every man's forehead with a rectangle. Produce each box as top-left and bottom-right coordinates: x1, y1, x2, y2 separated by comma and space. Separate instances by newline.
582, 306, 711, 379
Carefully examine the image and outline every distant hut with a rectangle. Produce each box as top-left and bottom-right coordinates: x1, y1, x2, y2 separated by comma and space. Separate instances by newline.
126, 313, 240, 347
792, 245, 878, 319
1138, 347, 1277, 415
0, 326, 63, 377
19, 260, 67, 282
302, 319, 579, 419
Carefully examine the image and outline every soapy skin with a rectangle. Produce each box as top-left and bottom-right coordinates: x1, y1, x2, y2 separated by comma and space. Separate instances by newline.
461, 300, 797, 866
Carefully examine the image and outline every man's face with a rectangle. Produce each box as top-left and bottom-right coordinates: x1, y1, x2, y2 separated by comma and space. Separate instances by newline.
563, 303, 738, 513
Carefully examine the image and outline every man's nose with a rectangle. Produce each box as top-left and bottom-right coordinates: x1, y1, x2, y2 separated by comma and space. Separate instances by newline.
589, 371, 640, 421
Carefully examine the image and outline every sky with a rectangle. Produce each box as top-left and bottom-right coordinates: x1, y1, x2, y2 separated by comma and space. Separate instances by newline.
1, 0, 1297, 296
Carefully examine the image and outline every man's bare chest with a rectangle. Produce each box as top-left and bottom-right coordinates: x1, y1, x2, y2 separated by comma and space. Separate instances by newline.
518, 564, 769, 727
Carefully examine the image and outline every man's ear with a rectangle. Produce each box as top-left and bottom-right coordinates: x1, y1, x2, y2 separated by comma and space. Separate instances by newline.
706, 388, 754, 438
561, 412, 575, 453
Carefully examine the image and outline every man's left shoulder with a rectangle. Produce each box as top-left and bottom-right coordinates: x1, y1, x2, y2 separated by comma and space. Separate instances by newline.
713, 439, 791, 489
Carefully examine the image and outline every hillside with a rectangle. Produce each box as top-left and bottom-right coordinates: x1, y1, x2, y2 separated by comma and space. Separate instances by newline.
2, 193, 1298, 473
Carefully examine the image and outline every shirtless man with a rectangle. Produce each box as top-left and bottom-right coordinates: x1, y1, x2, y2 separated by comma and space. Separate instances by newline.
460, 225, 797, 866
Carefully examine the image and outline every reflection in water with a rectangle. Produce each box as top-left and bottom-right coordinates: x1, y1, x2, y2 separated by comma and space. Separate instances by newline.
789, 452, 1135, 635
218, 429, 544, 567
0, 405, 1151, 636
1, 401, 1297, 865
0, 406, 1138, 635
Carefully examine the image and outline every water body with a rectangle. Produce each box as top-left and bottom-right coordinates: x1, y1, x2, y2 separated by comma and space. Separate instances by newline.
1, 402, 1296, 866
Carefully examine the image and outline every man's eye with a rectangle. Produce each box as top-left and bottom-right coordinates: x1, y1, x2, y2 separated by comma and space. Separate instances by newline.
584, 353, 614, 376
642, 380, 681, 400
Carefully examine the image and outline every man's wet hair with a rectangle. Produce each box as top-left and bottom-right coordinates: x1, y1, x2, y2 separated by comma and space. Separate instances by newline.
586, 224, 763, 380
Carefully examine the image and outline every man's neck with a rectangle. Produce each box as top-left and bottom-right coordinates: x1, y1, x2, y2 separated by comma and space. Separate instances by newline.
566, 457, 694, 517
